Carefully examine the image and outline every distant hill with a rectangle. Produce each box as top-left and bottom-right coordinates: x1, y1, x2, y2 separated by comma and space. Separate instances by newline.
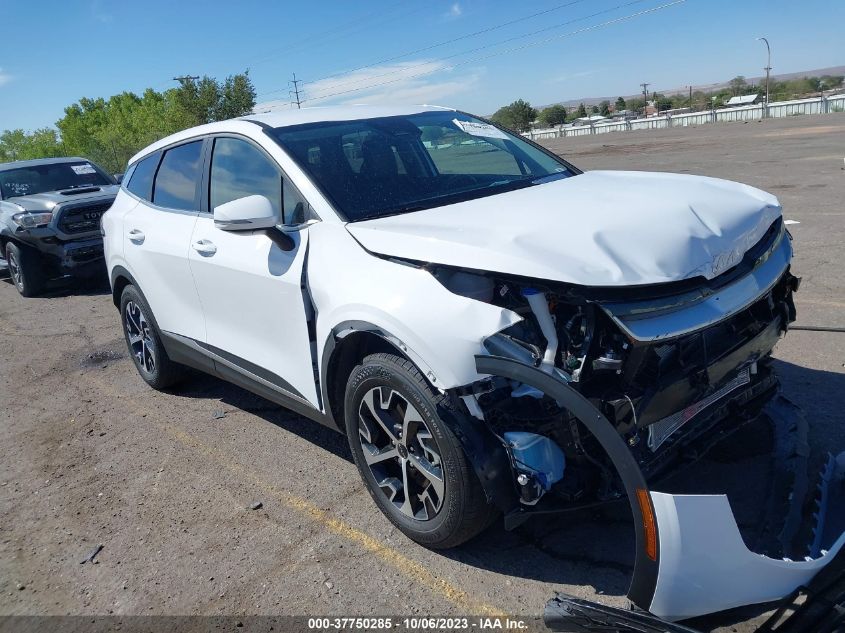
537, 65, 845, 109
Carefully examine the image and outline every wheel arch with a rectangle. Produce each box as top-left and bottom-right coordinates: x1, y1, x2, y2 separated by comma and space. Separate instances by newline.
321, 322, 432, 432
110, 265, 138, 308
320, 322, 519, 514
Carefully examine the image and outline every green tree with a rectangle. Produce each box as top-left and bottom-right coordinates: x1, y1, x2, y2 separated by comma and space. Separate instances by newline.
615, 96, 626, 111
538, 104, 568, 127
490, 99, 537, 133
627, 97, 645, 114
219, 71, 257, 120
576, 103, 588, 118
599, 100, 611, 117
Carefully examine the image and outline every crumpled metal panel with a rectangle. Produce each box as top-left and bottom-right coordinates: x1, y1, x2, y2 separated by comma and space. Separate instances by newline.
346, 170, 782, 287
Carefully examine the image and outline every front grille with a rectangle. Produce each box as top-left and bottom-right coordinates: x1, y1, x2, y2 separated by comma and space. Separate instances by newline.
57, 202, 112, 235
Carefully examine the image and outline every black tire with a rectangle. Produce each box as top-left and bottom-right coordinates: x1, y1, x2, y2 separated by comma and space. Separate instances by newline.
345, 352, 497, 548
5, 242, 45, 297
119, 284, 185, 390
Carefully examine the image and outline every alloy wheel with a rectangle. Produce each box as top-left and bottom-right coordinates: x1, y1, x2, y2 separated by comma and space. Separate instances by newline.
125, 300, 156, 374
357, 387, 445, 521
7, 250, 22, 290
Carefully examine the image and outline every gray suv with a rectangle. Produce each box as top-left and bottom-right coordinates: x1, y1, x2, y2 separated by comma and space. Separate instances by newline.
0, 157, 118, 296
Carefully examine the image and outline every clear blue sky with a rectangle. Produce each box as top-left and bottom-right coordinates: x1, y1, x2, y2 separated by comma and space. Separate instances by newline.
1, 0, 842, 131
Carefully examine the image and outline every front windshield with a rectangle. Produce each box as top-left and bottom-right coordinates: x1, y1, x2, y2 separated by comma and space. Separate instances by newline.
271, 111, 574, 222
0, 161, 112, 199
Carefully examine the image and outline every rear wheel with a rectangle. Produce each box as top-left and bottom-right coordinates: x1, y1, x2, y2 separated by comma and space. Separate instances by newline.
345, 352, 497, 548
120, 285, 185, 389
5, 242, 45, 297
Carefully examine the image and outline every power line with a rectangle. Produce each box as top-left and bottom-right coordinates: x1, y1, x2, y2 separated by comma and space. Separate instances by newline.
260, 0, 647, 99
243, 3, 429, 70
260, 0, 656, 101
299, 0, 590, 89
296, 1, 686, 105
152, 4, 424, 93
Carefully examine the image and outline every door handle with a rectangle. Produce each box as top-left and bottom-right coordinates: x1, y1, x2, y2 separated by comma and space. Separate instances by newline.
192, 239, 217, 256
127, 229, 145, 244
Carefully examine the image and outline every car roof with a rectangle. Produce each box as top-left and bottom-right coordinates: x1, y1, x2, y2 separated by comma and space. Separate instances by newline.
128, 104, 456, 166
0, 156, 93, 172
246, 103, 455, 126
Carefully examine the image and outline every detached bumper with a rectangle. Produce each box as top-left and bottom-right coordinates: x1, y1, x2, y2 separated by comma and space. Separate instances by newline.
474, 355, 845, 623
650, 492, 845, 621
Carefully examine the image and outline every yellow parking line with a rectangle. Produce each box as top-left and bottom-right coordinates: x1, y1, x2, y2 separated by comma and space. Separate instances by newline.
85, 373, 505, 617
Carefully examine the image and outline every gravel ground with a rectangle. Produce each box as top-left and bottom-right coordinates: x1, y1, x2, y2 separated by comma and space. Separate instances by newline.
1, 113, 843, 632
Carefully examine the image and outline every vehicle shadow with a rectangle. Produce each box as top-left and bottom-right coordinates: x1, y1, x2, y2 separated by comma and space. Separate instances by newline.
0, 272, 111, 298
173, 371, 353, 463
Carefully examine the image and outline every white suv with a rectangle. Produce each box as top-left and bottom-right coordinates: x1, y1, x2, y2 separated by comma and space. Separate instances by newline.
105, 105, 811, 617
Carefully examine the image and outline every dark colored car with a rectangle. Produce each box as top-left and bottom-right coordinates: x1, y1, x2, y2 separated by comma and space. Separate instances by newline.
0, 157, 117, 296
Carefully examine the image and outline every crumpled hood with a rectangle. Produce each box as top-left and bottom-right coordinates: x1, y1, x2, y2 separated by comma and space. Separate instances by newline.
7, 186, 119, 212
346, 171, 782, 287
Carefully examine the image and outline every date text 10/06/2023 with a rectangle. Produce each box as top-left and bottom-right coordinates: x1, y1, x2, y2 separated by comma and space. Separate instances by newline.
306, 617, 529, 630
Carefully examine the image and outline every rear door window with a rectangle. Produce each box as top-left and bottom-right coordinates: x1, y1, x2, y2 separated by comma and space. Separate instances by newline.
126, 154, 159, 201
152, 141, 203, 211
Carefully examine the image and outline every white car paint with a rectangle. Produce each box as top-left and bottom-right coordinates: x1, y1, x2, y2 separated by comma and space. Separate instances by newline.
122, 200, 206, 342
188, 219, 320, 406
347, 170, 781, 287
649, 492, 845, 621
307, 222, 521, 391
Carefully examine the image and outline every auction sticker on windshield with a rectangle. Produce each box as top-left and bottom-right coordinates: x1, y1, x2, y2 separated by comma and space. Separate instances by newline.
71, 163, 97, 175
453, 119, 510, 140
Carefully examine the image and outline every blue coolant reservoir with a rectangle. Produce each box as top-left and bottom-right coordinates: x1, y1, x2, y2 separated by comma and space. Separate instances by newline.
504, 431, 566, 490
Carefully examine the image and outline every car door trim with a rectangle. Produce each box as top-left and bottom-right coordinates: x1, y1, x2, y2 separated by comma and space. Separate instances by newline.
158, 331, 336, 429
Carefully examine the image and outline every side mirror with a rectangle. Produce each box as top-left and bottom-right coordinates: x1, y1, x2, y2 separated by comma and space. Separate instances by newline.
214, 195, 278, 231
113, 173, 124, 184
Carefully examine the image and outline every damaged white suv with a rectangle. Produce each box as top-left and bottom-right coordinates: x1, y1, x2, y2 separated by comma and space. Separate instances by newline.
105, 105, 829, 620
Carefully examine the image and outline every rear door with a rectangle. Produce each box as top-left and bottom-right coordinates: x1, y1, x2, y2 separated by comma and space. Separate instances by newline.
122, 140, 206, 342
188, 135, 319, 407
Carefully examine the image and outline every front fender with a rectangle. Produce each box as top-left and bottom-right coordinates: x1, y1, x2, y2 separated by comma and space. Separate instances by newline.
308, 222, 520, 391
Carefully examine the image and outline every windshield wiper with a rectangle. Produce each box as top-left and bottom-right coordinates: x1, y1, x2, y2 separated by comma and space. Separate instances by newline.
487, 177, 536, 191
354, 205, 426, 222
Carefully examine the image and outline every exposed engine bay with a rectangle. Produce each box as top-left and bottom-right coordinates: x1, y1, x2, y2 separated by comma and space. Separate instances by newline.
434, 218, 800, 513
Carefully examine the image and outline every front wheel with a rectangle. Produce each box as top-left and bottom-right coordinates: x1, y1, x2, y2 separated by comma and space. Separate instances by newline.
5, 242, 45, 297
344, 353, 497, 548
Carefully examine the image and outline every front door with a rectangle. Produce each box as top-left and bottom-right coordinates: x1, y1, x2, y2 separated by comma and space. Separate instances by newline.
188, 136, 319, 407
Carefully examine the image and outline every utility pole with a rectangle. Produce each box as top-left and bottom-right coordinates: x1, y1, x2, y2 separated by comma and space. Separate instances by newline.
640, 83, 649, 117
173, 75, 200, 86
756, 37, 771, 117
689, 85, 693, 111
289, 73, 303, 109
